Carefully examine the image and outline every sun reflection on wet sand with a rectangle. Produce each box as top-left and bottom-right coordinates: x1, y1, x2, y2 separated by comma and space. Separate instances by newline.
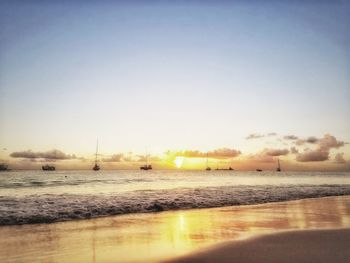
1, 196, 350, 263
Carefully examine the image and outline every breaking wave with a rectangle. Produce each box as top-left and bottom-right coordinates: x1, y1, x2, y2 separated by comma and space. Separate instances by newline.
1, 184, 350, 225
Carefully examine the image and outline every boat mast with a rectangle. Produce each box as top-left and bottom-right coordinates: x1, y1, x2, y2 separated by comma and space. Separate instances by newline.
95, 140, 98, 165
145, 147, 148, 167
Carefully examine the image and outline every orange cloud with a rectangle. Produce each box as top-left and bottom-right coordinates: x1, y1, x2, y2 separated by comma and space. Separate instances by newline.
294, 134, 345, 162
168, 148, 241, 159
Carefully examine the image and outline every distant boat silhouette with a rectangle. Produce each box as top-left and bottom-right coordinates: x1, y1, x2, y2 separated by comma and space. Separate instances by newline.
215, 161, 234, 171
216, 167, 234, 171
276, 158, 281, 172
0, 163, 10, 171
92, 140, 100, 171
205, 153, 211, 171
140, 164, 152, 170
42, 150, 57, 171
140, 149, 152, 170
42, 164, 55, 171
256, 169, 262, 172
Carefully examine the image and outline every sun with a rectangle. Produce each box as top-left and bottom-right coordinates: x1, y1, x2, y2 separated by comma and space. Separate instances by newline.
174, 156, 184, 168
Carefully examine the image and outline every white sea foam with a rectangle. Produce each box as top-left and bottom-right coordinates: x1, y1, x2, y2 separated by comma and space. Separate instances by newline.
1, 170, 350, 225
1, 184, 350, 225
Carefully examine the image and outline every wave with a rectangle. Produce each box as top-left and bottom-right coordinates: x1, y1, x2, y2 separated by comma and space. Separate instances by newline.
1, 184, 350, 225
0, 178, 153, 189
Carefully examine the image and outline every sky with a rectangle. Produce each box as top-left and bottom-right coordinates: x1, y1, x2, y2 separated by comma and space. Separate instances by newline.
0, 0, 349, 170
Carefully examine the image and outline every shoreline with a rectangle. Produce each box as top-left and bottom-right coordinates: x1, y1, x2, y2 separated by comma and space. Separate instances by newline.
1, 195, 350, 262
165, 228, 350, 263
4, 194, 348, 225
2, 187, 350, 226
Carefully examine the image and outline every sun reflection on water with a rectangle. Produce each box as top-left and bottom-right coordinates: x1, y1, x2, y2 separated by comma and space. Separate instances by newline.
1, 196, 350, 263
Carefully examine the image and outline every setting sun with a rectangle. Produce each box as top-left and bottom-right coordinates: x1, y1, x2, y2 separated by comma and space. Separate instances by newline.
174, 157, 184, 168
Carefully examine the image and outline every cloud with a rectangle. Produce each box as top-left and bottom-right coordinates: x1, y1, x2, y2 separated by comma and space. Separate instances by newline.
296, 136, 319, 145
334, 153, 346, 164
296, 134, 330, 145
246, 133, 277, 140
263, 148, 289, 156
293, 134, 345, 162
306, 136, 319, 144
137, 155, 161, 162
267, 132, 277, 137
179, 150, 206, 158
246, 133, 264, 140
102, 152, 154, 162
318, 134, 344, 150
296, 149, 329, 162
284, 135, 299, 140
246, 148, 288, 163
290, 147, 299, 154
169, 148, 241, 159
102, 154, 124, 162
122, 152, 136, 162
10, 149, 76, 160
208, 148, 241, 158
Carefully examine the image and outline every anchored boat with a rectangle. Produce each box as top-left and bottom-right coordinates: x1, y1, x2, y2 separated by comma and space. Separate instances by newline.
0, 163, 10, 171
42, 164, 55, 171
140, 150, 152, 170
276, 158, 281, 172
92, 140, 100, 171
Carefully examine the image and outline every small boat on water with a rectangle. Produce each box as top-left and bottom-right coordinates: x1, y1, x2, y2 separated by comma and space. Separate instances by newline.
140, 164, 152, 170
276, 158, 281, 172
140, 150, 152, 170
215, 167, 234, 171
92, 140, 100, 171
0, 163, 10, 171
205, 153, 211, 171
93, 163, 100, 171
42, 164, 55, 171
256, 169, 263, 172
215, 161, 234, 171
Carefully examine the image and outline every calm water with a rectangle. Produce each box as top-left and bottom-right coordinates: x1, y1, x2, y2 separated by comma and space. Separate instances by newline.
0, 170, 350, 225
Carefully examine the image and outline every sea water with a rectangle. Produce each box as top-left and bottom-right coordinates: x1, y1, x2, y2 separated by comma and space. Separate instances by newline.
1, 170, 350, 225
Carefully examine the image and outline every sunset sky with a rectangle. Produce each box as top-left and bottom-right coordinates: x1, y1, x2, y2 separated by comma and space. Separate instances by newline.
0, 1, 349, 170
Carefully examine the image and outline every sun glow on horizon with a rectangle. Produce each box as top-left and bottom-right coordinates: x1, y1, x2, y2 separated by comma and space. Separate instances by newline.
174, 156, 184, 168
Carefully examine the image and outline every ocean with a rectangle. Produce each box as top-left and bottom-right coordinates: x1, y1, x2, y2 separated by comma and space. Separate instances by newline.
1, 170, 350, 225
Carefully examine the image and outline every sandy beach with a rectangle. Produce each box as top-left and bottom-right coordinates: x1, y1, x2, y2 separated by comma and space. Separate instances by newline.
1, 195, 350, 262
166, 228, 350, 263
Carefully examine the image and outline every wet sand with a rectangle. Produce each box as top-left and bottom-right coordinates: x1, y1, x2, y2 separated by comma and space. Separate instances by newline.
1, 195, 350, 262
166, 228, 350, 263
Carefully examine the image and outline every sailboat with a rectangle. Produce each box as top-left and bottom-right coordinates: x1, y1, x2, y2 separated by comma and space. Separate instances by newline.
42, 150, 56, 171
92, 140, 100, 171
276, 158, 281, 172
215, 160, 234, 171
42, 164, 55, 171
140, 149, 152, 170
0, 163, 10, 171
205, 153, 211, 171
